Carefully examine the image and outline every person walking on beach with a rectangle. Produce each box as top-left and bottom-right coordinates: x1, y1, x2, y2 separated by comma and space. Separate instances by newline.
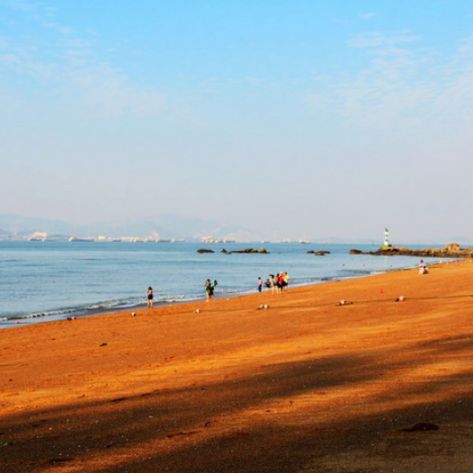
274, 273, 281, 293
257, 277, 263, 293
205, 279, 218, 301
269, 274, 276, 294
278, 272, 286, 292
147, 286, 154, 308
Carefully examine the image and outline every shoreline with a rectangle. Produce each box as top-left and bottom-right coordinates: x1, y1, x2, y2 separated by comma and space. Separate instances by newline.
0, 258, 438, 330
0, 258, 456, 334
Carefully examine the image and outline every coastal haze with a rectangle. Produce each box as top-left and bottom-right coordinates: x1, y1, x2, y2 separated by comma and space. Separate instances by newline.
1, 1, 473, 243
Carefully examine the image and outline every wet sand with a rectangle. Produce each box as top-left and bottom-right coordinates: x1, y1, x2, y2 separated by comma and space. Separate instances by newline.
2, 260, 473, 472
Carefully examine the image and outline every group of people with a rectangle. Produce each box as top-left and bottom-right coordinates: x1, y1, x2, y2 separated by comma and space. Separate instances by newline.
419, 259, 429, 275
259, 272, 289, 293
146, 272, 289, 308
145, 257, 430, 309
148, 258, 429, 307
147, 280, 219, 308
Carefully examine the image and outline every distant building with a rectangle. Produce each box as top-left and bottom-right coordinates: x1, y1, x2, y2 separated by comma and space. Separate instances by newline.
119, 236, 143, 243
201, 236, 220, 243
28, 232, 48, 241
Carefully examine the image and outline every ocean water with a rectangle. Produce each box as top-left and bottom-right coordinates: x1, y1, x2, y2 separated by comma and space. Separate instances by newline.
0, 241, 447, 328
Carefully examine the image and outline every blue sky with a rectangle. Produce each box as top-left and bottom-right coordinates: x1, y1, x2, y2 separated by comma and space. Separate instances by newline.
1, 0, 473, 242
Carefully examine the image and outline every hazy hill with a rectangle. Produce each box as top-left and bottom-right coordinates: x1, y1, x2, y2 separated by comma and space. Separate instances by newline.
0, 213, 253, 241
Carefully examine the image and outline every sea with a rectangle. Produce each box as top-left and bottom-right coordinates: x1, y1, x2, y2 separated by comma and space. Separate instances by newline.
0, 241, 449, 328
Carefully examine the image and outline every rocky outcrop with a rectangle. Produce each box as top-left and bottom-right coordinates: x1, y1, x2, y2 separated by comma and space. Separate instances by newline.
307, 250, 331, 256
445, 243, 461, 252
221, 248, 269, 254
350, 243, 473, 258
197, 248, 215, 254
350, 249, 363, 255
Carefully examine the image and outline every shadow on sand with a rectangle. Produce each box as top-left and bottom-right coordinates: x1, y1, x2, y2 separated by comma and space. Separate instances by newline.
2, 330, 473, 472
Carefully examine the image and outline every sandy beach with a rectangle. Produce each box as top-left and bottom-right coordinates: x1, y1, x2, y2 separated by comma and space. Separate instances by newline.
2, 260, 473, 472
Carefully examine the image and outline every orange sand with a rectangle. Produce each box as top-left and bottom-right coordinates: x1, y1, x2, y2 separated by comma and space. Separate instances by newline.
2, 260, 473, 472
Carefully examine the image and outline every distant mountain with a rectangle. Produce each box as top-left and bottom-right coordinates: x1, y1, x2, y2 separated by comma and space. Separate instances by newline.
0, 213, 255, 241
0, 214, 73, 235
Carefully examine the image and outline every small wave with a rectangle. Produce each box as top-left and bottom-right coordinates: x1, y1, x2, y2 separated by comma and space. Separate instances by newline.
340, 269, 372, 275
290, 276, 327, 283
1, 293, 204, 323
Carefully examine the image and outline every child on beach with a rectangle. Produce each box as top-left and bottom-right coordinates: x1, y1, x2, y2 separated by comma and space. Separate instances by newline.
147, 286, 154, 308
257, 277, 263, 293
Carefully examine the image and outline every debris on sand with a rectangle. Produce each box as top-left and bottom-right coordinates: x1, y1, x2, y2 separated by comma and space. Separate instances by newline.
337, 300, 353, 306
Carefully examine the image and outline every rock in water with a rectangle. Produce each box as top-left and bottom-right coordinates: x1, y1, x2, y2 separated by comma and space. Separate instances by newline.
226, 248, 269, 254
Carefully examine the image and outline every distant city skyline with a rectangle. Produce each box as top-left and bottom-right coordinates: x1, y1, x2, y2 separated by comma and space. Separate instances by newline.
1, 1, 473, 243
1, 212, 472, 246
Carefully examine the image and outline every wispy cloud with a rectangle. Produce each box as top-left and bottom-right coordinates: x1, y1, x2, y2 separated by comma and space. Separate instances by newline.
348, 30, 419, 49
0, 0, 35, 13
359, 12, 376, 21
308, 30, 473, 137
0, 0, 165, 119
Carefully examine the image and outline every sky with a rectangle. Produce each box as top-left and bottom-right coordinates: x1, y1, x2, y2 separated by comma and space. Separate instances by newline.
1, 0, 473, 242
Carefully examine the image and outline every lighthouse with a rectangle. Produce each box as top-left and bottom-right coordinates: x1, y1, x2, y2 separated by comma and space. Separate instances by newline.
382, 228, 392, 248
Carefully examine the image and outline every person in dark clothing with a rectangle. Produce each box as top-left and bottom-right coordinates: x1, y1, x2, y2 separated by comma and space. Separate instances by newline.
205, 279, 218, 301
147, 286, 154, 308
